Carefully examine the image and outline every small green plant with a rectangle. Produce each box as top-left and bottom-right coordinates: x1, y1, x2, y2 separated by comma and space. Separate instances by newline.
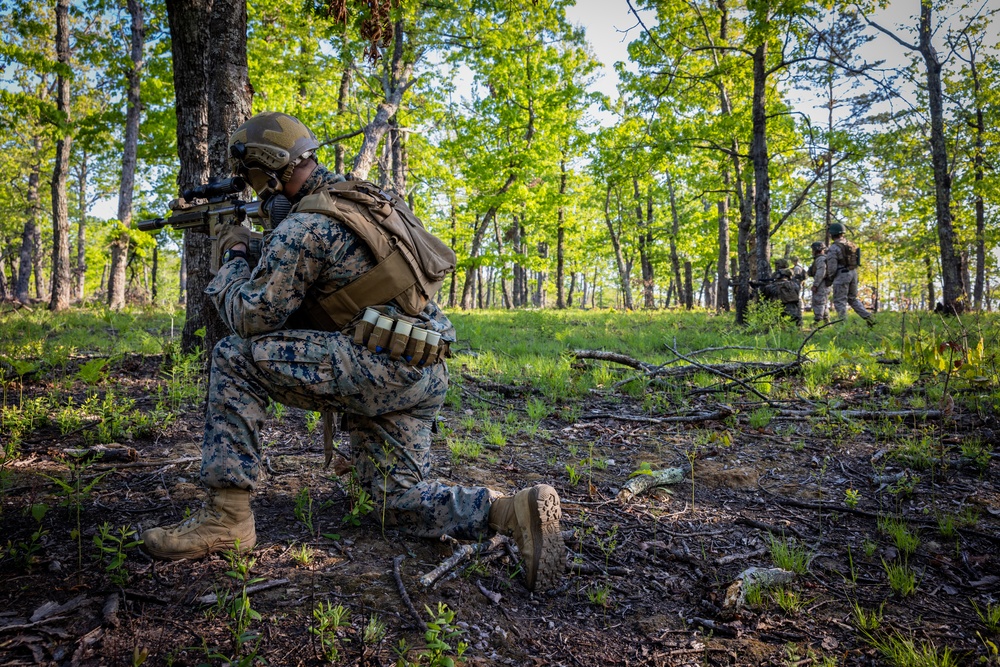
93, 522, 141, 587
587, 583, 612, 608
851, 600, 884, 631
769, 536, 813, 574
310, 601, 350, 662
773, 588, 805, 615
483, 421, 507, 448
860, 629, 957, 667
294, 487, 315, 534
2, 503, 49, 570
957, 505, 980, 528
45, 452, 110, 571
76, 357, 109, 385
416, 602, 467, 667
565, 463, 581, 486
882, 558, 918, 597
744, 580, 765, 607
748, 406, 776, 429
960, 438, 992, 470
862, 538, 878, 558
448, 437, 482, 464
878, 516, 920, 557
525, 397, 549, 422
305, 411, 322, 434
363, 613, 387, 645
291, 543, 314, 567
971, 599, 1000, 634
216, 542, 265, 664
844, 488, 860, 509
342, 472, 374, 527
268, 401, 287, 422
936, 513, 958, 540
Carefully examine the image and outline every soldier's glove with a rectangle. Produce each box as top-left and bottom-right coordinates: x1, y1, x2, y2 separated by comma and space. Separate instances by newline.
216, 223, 252, 270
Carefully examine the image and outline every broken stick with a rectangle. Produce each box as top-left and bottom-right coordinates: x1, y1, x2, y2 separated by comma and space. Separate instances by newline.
419, 534, 508, 588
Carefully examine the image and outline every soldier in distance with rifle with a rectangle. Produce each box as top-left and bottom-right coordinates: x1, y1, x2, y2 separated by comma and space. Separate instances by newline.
140, 112, 565, 592
751, 257, 804, 326
824, 223, 875, 328
807, 241, 830, 325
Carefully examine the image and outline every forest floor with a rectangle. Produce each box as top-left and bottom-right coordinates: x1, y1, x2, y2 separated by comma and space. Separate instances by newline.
1, 307, 999, 667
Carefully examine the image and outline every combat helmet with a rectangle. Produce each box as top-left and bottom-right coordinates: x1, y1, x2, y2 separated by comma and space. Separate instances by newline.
828, 222, 845, 237
811, 241, 825, 254
228, 112, 319, 197
773, 257, 790, 270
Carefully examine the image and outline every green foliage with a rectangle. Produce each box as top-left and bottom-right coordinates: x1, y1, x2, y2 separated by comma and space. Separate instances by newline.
769, 536, 813, 574
93, 523, 141, 587
294, 487, 315, 535
310, 602, 351, 662
882, 559, 918, 597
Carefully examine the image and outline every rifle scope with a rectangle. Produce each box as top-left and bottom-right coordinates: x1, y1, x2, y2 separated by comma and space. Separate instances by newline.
182, 176, 247, 202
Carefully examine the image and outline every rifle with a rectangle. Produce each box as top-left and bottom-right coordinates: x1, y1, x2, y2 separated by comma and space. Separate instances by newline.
137, 177, 291, 273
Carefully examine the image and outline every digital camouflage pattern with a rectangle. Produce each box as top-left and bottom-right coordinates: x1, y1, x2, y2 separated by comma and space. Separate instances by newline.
824, 241, 872, 322
201, 165, 495, 539
809, 253, 830, 322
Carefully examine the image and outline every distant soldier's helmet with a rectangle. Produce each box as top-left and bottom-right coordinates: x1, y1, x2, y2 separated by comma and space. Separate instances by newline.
228, 112, 320, 196
774, 258, 790, 270
828, 222, 845, 237
811, 241, 825, 253
790, 256, 800, 264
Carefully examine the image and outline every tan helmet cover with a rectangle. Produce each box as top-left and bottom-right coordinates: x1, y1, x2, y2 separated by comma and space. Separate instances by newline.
228, 112, 320, 183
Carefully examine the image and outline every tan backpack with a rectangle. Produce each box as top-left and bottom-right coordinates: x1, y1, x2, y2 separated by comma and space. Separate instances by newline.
834, 240, 860, 270
292, 180, 456, 330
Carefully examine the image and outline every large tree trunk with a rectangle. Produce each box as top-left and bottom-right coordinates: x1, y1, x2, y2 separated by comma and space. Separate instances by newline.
16, 138, 42, 303
334, 60, 353, 174
925, 254, 936, 311
633, 179, 656, 308
751, 42, 772, 282
49, 0, 73, 312
460, 174, 517, 309
167, 0, 251, 352
109, 0, 145, 310
968, 46, 986, 310
716, 176, 730, 312
918, 3, 963, 313
603, 184, 634, 310
665, 171, 684, 307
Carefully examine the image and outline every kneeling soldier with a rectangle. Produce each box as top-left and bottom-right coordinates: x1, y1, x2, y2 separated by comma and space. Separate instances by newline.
141, 112, 564, 591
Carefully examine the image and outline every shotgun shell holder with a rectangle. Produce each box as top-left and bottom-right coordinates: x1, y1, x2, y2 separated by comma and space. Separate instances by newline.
388, 320, 412, 361
404, 326, 427, 364
354, 307, 381, 346
368, 316, 394, 354
420, 331, 442, 366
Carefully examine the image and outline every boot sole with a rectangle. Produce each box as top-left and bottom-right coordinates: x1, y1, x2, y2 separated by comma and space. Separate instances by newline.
517, 485, 563, 591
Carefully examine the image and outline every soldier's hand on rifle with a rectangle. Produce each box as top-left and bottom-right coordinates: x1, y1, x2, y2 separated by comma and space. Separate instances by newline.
213, 222, 252, 274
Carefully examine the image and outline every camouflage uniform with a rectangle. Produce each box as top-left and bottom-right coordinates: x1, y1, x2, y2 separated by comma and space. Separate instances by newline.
203, 165, 495, 539
823, 241, 873, 323
808, 252, 830, 323
757, 265, 803, 325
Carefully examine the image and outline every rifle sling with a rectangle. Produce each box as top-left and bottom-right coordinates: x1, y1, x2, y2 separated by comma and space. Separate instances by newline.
301, 248, 416, 331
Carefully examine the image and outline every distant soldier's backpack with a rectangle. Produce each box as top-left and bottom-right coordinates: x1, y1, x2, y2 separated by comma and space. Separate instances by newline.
292, 180, 457, 330
834, 240, 860, 270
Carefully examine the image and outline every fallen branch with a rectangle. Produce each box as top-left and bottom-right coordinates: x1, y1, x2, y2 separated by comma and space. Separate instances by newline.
665, 343, 780, 407
461, 373, 539, 397
735, 515, 805, 540
777, 409, 943, 420
419, 534, 508, 588
580, 408, 733, 425
476, 580, 502, 605
393, 555, 427, 632
195, 578, 289, 606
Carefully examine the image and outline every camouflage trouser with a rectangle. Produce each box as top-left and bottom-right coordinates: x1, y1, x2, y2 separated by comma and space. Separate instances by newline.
201, 332, 496, 539
782, 301, 802, 326
811, 283, 830, 321
831, 269, 871, 321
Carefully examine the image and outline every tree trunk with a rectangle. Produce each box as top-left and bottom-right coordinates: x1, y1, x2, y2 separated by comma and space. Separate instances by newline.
603, 184, 634, 310
352, 19, 414, 180
633, 179, 656, 308
493, 216, 513, 309
151, 244, 159, 303
109, 0, 145, 311
684, 261, 694, 310
918, 3, 963, 313
74, 150, 88, 302
448, 201, 457, 308
716, 176, 730, 311
751, 42, 772, 282
665, 170, 684, 307
49, 0, 73, 312
178, 242, 187, 304
925, 254, 936, 310
16, 137, 42, 303
969, 48, 986, 310
334, 60, 353, 174
167, 0, 251, 352
556, 158, 567, 309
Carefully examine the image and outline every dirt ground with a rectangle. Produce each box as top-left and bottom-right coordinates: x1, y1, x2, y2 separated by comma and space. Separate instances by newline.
2, 353, 999, 666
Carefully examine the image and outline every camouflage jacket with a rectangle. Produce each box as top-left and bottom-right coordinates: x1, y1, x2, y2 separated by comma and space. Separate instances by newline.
206, 165, 456, 342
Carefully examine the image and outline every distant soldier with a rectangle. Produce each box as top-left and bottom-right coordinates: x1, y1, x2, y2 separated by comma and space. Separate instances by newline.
807, 241, 830, 324
824, 223, 875, 327
753, 258, 804, 326
790, 256, 807, 283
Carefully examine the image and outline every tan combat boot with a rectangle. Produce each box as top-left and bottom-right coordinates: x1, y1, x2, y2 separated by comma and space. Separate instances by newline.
141, 488, 256, 560
489, 484, 563, 591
